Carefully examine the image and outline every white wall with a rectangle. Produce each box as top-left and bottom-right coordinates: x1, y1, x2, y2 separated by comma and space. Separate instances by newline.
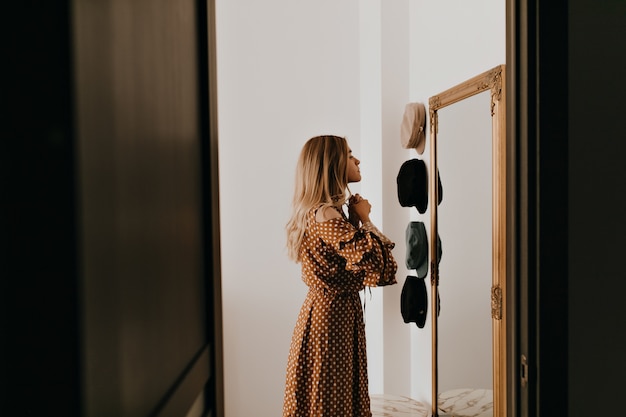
216, 0, 504, 415
410, 1, 505, 99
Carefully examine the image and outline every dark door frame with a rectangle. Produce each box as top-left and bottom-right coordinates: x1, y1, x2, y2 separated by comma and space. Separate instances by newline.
506, 1, 569, 416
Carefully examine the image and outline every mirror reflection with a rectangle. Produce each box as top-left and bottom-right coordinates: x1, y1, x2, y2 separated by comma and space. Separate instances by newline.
437, 91, 493, 408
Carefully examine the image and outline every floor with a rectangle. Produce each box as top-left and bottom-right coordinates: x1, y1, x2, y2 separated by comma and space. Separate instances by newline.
370, 389, 493, 417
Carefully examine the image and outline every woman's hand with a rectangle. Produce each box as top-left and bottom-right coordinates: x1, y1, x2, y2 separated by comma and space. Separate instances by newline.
348, 194, 371, 227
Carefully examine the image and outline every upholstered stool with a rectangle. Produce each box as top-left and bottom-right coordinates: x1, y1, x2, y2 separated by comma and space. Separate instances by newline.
370, 393, 430, 417
438, 388, 493, 417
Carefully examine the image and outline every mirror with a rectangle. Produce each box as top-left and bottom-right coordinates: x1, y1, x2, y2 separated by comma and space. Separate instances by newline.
428, 65, 507, 417
438, 91, 493, 394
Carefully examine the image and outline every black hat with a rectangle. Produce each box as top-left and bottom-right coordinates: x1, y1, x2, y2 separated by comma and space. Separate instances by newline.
397, 159, 428, 213
396, 159, 443, 214
401, 275, 428, 328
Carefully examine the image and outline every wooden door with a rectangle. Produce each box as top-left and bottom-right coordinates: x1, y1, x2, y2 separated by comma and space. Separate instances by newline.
2, 1, 222, 416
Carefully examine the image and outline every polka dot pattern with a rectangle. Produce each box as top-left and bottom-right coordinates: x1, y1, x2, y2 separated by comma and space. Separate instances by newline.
283, 205, 398, 417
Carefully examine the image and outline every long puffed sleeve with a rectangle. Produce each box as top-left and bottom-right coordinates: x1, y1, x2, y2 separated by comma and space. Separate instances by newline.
316, 218, 398, 287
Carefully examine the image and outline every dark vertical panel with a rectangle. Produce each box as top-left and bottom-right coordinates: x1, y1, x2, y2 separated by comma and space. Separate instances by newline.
568, 1, 626, 416
1, 1, 81, 415
535, 2, 569, 416
73, 0, 209, 416
513, 0, 569, 416
3, 2, 217, 416
512, 1, 537, 416
197, 0, 224, 415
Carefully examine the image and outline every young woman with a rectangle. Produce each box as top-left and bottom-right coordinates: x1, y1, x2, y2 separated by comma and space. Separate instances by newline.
283, 135, 397, 417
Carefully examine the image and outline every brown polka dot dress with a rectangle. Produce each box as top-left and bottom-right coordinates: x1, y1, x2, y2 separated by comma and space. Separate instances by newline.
282, 205, 398, 417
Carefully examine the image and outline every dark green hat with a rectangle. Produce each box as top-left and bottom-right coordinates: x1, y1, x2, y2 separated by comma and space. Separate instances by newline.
406, 221, 443, 279
406, 221, 429, 278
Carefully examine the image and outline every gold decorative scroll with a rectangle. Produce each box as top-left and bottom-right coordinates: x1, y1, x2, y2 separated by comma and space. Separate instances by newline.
491, 285, 503, 320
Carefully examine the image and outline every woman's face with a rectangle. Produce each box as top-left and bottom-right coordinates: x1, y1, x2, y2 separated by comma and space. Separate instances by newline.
347, 149, 361, 183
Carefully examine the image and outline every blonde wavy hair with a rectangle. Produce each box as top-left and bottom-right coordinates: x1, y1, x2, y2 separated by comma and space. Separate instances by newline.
286, 135, 351, 262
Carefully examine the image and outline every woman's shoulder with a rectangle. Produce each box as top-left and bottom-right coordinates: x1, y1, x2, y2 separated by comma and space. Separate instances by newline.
314, 204, 343, 223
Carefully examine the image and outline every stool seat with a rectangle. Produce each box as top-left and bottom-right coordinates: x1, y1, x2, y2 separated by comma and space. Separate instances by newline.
370, 393, 430, 417
438, 388, 493, 417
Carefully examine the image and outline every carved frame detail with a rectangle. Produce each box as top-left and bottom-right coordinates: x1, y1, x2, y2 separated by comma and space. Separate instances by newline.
491, 284, 503, 320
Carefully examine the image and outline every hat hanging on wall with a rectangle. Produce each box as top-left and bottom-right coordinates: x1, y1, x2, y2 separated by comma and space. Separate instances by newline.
437, 169, 444, 205
401, 275, 428, 328
405, 221, 429, 278
400, 102, 427, 155
396, 159, 444, 214
405, 221, 444, 279
397, 159, 428, 213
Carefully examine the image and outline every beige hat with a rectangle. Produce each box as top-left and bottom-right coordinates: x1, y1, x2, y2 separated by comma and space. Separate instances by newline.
400, 102, 426, 154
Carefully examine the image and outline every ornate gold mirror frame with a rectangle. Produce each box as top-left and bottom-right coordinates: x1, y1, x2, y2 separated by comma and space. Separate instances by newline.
428, 64, 507, 417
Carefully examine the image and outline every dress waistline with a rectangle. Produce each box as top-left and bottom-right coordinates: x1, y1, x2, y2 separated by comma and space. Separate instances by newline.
308, 286, 361, 297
